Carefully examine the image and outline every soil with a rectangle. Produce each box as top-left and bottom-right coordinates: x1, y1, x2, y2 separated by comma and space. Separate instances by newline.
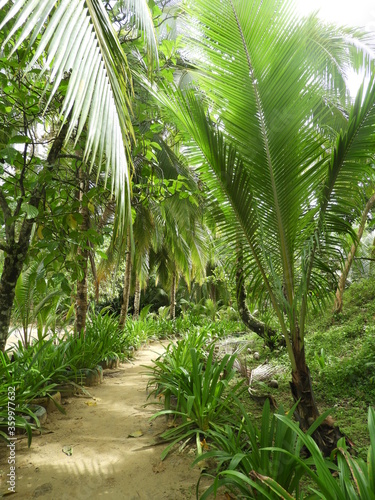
0, 343, 214, 500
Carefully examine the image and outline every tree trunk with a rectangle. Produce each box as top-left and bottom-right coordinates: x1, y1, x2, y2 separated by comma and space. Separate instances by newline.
236, 247, 284, 349
74, 167, 90, 336
206, 263, 216, 303
334, 192, 375, 313
119, 233, 132, 328
0, 247, 30, 352
89, 249, 99, 303
170, 270, 177, 320
133, 276, 141, 320
0, 122, 68, 352
290, 328, 344, 456
290, 345, 320, 430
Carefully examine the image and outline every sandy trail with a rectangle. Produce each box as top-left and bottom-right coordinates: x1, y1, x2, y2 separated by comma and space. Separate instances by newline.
0, 343, 211, 499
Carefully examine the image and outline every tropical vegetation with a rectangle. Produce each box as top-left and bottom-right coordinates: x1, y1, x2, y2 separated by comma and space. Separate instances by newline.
0, 0, 374, 497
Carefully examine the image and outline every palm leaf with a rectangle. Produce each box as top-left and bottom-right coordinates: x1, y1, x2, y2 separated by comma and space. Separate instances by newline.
0, 0, 156, 226
122, 0, 159, 66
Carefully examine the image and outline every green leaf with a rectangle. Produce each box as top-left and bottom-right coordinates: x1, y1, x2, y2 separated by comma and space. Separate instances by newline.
0, 146, 22, 165
65, 214, 78, 230
96, 250, 108, 260
21, 203, 39, 219
8, 135, 31, 144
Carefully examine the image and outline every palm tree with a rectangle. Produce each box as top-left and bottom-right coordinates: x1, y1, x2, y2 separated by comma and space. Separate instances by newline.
334, 188, 375, 313
152, 0, 375, 450
115, 141, 207, 325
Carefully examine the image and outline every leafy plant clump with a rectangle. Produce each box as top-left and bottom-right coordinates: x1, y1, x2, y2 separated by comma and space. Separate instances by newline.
63, 310, 126, 370
0, 338, 71, 445
147, 333, 245, 459
195, 402, 375, 500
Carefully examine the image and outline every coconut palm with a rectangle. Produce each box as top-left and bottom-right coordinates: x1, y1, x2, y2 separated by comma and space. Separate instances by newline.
114, 142, 207, 326
334, 187, 375, 313
152, 0, 375, 449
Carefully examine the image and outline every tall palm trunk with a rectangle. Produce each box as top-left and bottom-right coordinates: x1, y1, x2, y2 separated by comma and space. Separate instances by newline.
74, 167, 90, 336
289, 324, 344, 455
334, 192, 375, 313
133, 276, 141, 320
290, 333, 320, 428
119, 233, 132, 328
170, 269, 177, 320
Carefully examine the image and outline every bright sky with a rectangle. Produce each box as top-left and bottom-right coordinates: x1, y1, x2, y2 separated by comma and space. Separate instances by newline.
295, 0, 375, 32
295, 0, 375, 96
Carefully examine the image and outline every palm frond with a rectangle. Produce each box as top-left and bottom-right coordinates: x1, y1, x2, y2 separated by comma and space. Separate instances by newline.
122, 0, 158, 66
0, 0, 140, 226
147, 0, 375, 347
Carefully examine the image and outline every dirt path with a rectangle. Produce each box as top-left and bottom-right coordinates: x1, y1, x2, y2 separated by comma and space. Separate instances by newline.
0, 343, 211, 499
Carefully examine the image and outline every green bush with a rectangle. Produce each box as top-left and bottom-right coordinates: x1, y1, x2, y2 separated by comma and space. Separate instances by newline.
6, 338, 74, 392
196, 402, 375, 499
267, 407, 375, 499
64, 310, 125, 370
148, 343, 245, 459
196, 399, 309, 499
0, 339, 72, 445
146, 328, 214, 404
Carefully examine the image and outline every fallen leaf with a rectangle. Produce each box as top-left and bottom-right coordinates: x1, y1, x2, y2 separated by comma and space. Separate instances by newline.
128, 430, 143, 438
167, 421, 178, 428
62, 445, 73, 456
152, 461, 166, 473
85, 401, 97, 406
197, 459, 210, 470
200, 438, 209, 451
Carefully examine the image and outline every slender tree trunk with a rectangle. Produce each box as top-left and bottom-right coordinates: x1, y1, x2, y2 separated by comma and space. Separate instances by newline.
119, 233, 132, 328
89, 248, 99, 303
334, 192, 375, 313
97, 200, 115, 231
0, 246, 31, 352
206, 263, 216, 303
93, 199, 116, 293
0, 122, 68, 352
133, 276, 141, 320
290, 341, 320, 429
236, 246, 284, 349
170, 269, 177, 320
74, 167, 90, 336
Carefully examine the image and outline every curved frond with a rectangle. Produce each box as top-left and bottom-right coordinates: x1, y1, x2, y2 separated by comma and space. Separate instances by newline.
148, 0, 375, 344
122, 0, 159, 66
0, 0, 136, 225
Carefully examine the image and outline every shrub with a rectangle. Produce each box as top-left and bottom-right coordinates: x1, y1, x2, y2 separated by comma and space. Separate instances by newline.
196, 399, 308, 499
197, 403, 375, 499
148, 344, 245, 459
0, 340, 71, 445
63, 310, 125, 370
